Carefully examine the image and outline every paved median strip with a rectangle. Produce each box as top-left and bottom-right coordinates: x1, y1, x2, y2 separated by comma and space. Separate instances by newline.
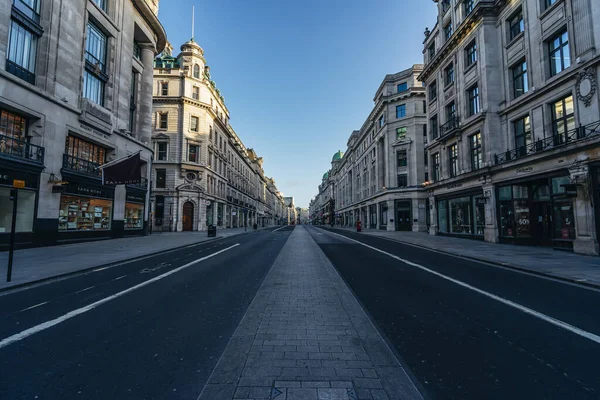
322, 229, 600, 346
0, 244, 240, 350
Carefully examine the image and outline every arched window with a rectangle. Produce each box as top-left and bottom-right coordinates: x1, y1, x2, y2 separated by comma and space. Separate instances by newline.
193, 64, 200, 78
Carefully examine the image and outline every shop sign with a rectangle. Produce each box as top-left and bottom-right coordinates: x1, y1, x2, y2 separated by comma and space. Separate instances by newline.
0, 169, 38, 189
65, 183, 113, 199
52, 185, 66, 193
446, 182, 463, 189
562, 184, 578, 198
516, 166, 534, 174
476, 198, 487, 205
126, 192, 146, 203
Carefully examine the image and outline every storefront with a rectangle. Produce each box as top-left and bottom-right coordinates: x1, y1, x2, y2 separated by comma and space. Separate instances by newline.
0, 167, 39, 248
57, 182, 114, 240
395, 200, 412, 231
379, 201, 388, 229
437, 190, 485, 238
217, 203, 224, 227
496, 174, 574, 250
369, 205, 377, 228
124, 191, 145, 232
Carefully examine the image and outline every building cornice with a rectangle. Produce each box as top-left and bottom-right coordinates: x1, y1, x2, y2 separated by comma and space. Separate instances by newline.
131, 0, 167, 53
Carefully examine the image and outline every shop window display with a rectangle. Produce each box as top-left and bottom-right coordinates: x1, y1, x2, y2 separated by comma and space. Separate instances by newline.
472, 197, 485, 235
59, 195, 112, 231
438, 200, 448, 233
0, 188, 35, 232
125, 202, 144, 230
449, 197, 472, 234
554, 201, 575, 240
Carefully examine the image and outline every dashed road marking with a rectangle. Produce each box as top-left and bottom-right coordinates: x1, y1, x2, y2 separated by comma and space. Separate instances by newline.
19, 302, 49, 312
112, 275, 127, 281
75, 286, 95, 294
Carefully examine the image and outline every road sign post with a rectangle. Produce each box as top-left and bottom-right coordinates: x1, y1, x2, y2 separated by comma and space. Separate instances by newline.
6, 180, 23, 282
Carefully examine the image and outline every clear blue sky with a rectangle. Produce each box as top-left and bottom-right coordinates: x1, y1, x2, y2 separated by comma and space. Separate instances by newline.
158, 0, 438, 208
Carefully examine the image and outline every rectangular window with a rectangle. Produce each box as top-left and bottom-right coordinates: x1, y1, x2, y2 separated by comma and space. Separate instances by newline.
397, 174, 408, 188
0, 109, 27, 139
58, 196, 112, 231
464, 0, 475, 15
429, 80, 437, 100
192, 86, 199, 100
444, 22, 453, 41
129, 71, 137, 132
396, 127, 407, 140
444, 63, 454, 86
466, 41, 477, 67
397, 82, 408, 92
552, 95, 575, 145
446, 102, 456, 121
188, 144, 199, 163
6, 20, 38, 84
92, 0, 107, 11
448, 144, 458, 177
468, 85, 480, 116
161, 82, 168, 96
549, 30, 570, 77
423, 100, 427, 114
157, 142, 167, 161
512, 60, 528, 99
0, 187, 35, 233
470, 133, 482, 170
545, 0, 557, 10
156, 169, 166, 188
397, 150, 407, 168
428, 44, 435, 59
379, 114, 385, 127
514, 116, 531, 157
430, 115, 439, 139
191, 116, 199, 132
65, 135, 105, 165
432, 153, 440, 181
13, 0, 41, 22
396, 104, 406, 119
509, 7, 524, 40
159, 113, 168, 129
442, 0, 451, 13
84, 22, 107, 106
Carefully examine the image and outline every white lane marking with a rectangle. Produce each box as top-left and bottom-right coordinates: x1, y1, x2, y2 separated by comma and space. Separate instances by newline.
75, 286, 95, 294
0, 244, 240, 350
112, 275, 127, 281
19, 301, 49, 312
93, 266, 110, 272
272, 226, 288, 233
322, 229, 600, 346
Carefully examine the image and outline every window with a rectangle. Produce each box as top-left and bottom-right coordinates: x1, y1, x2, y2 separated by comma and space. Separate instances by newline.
193, 64, 200, 78
551, 95, 575, 145
6, 20, 38, 84
444, 22, 453, 41
432, 153, 440, 181
396, 104, 406, 118
192, 86, 199, 100
0, 109, 27, 140
448, 144, 458, 177
509, 7, 524, 40
83, 22, 107, 106
446, 102, 456, 121
428, 43, 436, 59
544, 0, 557, 10
397, 82, 408, 92
549, 30, 570, 77
466, 41, 477, 67
129, 71, 137, 132
156, 169, 166, 188
161, 82, 168, 96
512, 60, 528, 99
379, 114, 385, 127
13, 0, 41, 21
464, 0, 475, 15
156, 142, 167, 161
429, 81, 437, 100
514, 116, 531, 157
92, 0, 107, 11
442, 0, 451, 13
190, 116, 199, 132
470, 133, 482, 170
444, 63, 454, 86
396, 127, 407, 140
397, 150, 407, 168
188, 144, 199, 163
65, 136, 105, 165
397, 174, 408, 188
157, 113, 168, 129
423, 101, 427, 114
430, 115, 439, 139
133, 41, 141, 60
468, 85, 480, 116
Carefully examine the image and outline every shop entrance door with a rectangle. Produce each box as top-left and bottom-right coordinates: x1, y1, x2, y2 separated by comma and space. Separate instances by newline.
532, 202, 553, 246
182, 201, 194, 231
395, 201, 412, 231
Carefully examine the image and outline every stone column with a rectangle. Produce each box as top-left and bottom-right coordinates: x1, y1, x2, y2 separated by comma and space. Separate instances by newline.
413, 198, 428, 232
138, 44, 157, 144
428, 191, 437, 235
482, 183, 499, 243
386, 200, 395, 231
570, 165, 599, 255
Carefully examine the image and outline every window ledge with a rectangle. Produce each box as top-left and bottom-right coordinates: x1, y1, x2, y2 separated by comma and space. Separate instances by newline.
464, 62, 477, 74
444, 81, 455, 91
539, 0, 563, 21
429, 96, 438, 104
506, 31, 525, 49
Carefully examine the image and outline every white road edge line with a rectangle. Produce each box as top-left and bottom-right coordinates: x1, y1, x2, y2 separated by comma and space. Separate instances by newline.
322, 229, 600, 346
19, 301, 49, 312
93, 266, 110, 272
272, 226, 288, 233
0, 244, 240, 350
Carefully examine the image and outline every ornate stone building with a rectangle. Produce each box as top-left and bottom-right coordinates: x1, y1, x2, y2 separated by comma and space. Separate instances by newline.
0, 0, 165, 248
421, 0, 600, 254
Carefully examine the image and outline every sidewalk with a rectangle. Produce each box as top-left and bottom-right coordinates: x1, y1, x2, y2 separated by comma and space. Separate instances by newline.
199, 226, 421, 400
332, 227, 600, 288
0, 226, 272, 291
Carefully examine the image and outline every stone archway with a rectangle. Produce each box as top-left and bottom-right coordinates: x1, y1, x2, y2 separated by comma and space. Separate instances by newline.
182, 201, 194, 231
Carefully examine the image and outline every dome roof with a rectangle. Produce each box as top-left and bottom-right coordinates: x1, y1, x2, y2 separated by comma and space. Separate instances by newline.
180, 38, 204, 55
322, 171, 329, 180
332, 150, 344, 162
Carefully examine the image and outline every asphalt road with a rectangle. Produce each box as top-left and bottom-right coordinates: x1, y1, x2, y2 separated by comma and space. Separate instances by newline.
0, 226, 295, 400
308, 226, 600, 400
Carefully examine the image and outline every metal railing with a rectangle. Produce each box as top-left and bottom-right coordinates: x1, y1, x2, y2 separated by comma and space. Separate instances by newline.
62, 154, 102, 177
494, 120, 600, 165
6, 60, 35, 85
0, 134, 44, 164
440, 116, 459, 136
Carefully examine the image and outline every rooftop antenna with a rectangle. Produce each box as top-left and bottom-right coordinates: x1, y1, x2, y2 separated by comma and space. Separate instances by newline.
191, 6, 195, 40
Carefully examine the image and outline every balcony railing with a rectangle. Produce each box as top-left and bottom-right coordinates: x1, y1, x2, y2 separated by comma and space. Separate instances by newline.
6, 60, 35, 85
494, 120, 600, 165
440, 116, 459, 137
127, 177, 148, 190
62, 154, 102, 178
0, 134, 44, 164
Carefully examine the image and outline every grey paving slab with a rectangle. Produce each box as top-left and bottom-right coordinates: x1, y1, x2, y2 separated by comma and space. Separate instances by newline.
198, 226, 422, 400
332, 227, 600, 287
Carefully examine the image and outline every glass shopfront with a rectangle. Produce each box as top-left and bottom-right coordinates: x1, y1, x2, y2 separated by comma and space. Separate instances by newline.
58, 184, 113, 231
0, 168, 38, 233
437, 192, 485, 236
379, 202, 388, 228
497, 175, 574, 248
125, 192, 145, 230
369, 205, 377, 228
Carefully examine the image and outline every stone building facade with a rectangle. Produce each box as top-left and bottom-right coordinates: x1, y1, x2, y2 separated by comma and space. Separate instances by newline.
151, 40, 285, 231
0, 0, 166, 249
326, 65, 429, 231
421, 0, 600, 254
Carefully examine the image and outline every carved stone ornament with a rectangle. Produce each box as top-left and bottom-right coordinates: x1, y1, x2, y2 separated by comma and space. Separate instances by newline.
576, 68, 596, 107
